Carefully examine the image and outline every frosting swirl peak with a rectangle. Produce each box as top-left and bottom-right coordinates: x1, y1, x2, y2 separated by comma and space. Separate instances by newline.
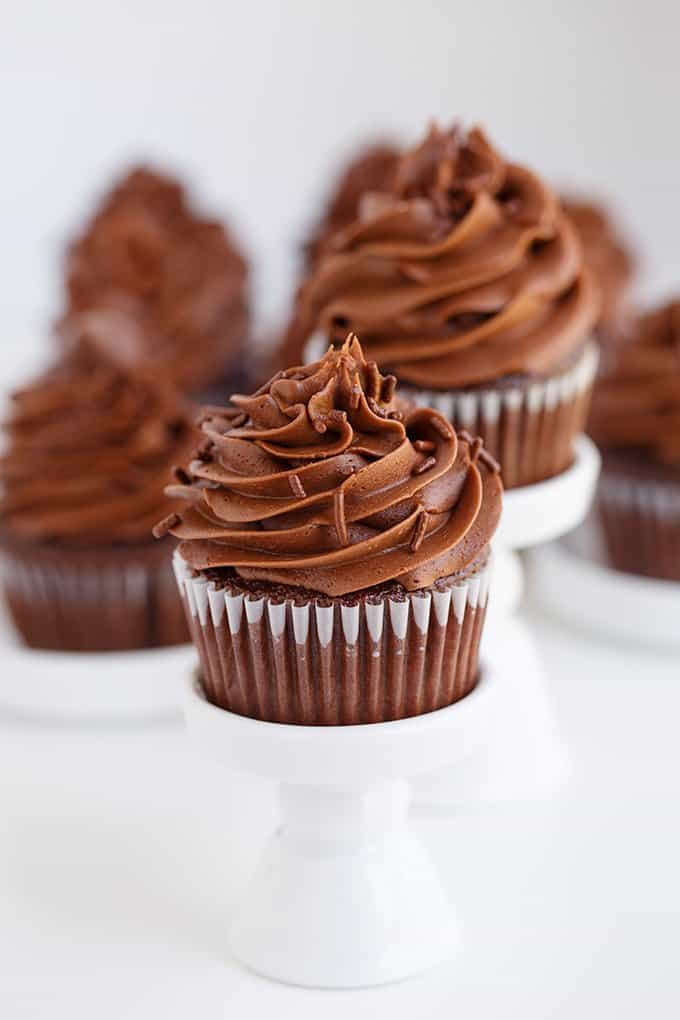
291, 124, 599, 388
162, 335, 502, 596
59, 166, 249, 393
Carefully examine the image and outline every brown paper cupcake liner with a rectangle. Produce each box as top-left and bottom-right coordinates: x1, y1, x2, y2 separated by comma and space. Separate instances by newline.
303, 336, 598, 490
174, 553, 491, 726
596, 470, 680, 581
0, 538, 188, 651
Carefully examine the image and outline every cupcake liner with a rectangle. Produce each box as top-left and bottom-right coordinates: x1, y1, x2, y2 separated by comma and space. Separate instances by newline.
596, 470, 680, 581
303, 336, 598, 489
401, 342, 599, 489
174, 553, 492, 725
0, 538, 188, 651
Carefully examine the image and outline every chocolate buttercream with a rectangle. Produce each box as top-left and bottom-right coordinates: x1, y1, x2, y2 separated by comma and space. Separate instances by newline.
162, 335, 502, 597
290, 124, 599, 388
58, 166, 249, 393
0, 341, 194, 543
562, 198, 635, 341
589, 299, 680, 466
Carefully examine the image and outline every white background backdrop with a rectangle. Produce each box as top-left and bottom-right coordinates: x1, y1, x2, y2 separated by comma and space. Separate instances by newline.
2, 0, 679, 373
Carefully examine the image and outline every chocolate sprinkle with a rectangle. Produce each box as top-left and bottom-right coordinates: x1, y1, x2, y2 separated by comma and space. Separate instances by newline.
414, 439, 436, 453
333, 488, 349, 546
289, 473, 306, 499
412, 455, 436, 475
409, 509, 429, 553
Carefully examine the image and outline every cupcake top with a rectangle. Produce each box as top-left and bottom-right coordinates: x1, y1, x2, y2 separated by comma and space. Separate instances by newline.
0, 340, 194, 544
303, 142, 401, 270
562, 198, 635, 342
159, 334, 502, 597
58, 166, 249, 393
289, 123, 599, 389
589, 299, 680, 467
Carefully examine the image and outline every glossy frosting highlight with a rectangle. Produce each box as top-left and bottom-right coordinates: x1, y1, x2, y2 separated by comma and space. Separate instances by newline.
59, 166, 249, 392
0, 342, 194, 543
589, 299, 680, 466
163, 335, 502, 596
292, 124, 599, 388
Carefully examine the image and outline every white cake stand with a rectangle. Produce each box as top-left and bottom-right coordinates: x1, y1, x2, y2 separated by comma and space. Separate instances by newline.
527, 523, 680, 652
183, 663, 500, 989
486, 435, 602, 624
0, 601, 193, 723
412, 435, 601, 810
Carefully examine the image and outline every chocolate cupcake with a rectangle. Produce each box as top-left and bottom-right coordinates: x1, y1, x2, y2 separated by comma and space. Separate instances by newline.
562, 197, 635, 346
160, 334, 502, 725
589, 299, 680, 580
0, 341, 194, 650
58, 166, 250, 398
286, 124, 600, 489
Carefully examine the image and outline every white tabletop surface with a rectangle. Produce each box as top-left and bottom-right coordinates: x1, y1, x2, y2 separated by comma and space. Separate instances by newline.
1, 605, 679, 1020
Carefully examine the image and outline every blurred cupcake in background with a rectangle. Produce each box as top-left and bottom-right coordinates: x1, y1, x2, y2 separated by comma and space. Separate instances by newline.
302, 141, 401, 271
284, 123, 601, 488
589, 299, 680, 581
277, 140, 400, 373
161, 334, 502, 725
57, 166, 250, 400
0, 336, 194, 650
561, 197, 636, 347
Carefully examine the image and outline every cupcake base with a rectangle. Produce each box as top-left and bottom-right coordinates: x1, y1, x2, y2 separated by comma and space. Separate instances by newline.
596, 455, 680, 581
0, 536, 188, 651
401, 342, 599, 489
175, 556, 491, 725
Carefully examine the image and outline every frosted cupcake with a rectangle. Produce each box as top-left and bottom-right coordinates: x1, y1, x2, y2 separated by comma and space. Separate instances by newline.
589, 299, 680, 580
286, 124, 600, 488
0, 340, 194, 650
58, 166, 250, 399
160, 334, 502, 724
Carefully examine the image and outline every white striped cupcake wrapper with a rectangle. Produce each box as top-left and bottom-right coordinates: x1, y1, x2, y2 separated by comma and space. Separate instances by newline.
174, 552, 492, 725
0, 541, 187, 651
304, 335, 599, 490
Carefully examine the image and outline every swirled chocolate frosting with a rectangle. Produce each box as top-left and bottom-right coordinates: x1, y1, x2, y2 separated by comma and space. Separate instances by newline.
562, 198, 635, 341
160, 335, 502, 596
589, 300, 680, 466
58, 166, 249, 393
303, 142, 401, 269
290, 124, 599, 388
0, 342, 194, 543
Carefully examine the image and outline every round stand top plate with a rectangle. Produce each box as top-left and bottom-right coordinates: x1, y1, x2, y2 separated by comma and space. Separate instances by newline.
0, 603, 194, 722
183, 662, 501, 789
496, 435, 601, 550
528, 539, 680, 652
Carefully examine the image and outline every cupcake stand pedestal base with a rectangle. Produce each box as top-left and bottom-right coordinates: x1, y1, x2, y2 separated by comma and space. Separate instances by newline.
412, 435, 601, 810
527, 521, 680, 652
183, 666, 499, 989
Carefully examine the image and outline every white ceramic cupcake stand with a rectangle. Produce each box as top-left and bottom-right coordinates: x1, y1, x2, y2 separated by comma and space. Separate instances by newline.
181, 434, 601, 988
0, 605, 194, 723
527, 513, 680, 652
